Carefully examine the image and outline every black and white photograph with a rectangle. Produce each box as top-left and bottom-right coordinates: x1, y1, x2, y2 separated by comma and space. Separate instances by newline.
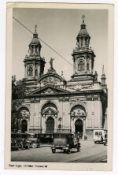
5, 3, 113, 171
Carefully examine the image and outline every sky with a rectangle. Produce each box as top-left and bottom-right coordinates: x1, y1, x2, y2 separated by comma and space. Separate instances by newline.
12, 8, 108, 81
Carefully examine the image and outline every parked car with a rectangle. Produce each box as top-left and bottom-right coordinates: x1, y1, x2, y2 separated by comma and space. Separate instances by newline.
11, 133, 28, 151
93, 129, 107, 144
51, 133, 80, 153
24, 133, 40, 149
11, 139, 19, 151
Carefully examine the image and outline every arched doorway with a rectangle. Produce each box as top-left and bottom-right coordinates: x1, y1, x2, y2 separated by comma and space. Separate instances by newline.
17, 107, 30, 133
75, 119, 83, 138
70, 105, 86, 139
21, 120, 27, 133
41, 102, 57, 133
46, 117, 54, 133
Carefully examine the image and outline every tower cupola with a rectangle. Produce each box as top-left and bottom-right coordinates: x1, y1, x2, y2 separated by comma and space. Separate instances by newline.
76, 15, 91, 49
29, 25, 42, 56
24, 25, 45, 83
71, 16, 96, 83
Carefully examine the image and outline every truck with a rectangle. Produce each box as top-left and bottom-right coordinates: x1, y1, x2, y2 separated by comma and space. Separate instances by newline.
51, 133, 80, 154
93, 129, 107, 144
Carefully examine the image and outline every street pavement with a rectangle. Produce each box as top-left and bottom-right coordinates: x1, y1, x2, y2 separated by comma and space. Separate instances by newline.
11, 140, 107, 162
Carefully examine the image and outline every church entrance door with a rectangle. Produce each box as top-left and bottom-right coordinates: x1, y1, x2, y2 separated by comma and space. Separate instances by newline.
46, 117, 54, 133
21, 119, 27, 133
75, 119, 83, 138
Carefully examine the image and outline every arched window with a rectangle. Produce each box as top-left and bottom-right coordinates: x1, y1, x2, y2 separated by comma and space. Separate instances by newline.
87, 62, 89, 70
70, 105, 86, 118
78, 60, 85, 71
28, 65, 33, 76
18, 107, 30, 119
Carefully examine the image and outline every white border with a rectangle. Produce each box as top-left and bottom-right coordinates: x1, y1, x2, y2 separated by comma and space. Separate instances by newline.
0, 0, 118, 175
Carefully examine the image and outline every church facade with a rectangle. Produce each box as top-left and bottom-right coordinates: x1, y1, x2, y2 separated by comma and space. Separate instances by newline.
12, 17, 107, 140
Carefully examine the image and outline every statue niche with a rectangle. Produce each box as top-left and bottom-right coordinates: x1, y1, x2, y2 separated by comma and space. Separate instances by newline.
27, 65, 33, 76
78, 59, 85, 71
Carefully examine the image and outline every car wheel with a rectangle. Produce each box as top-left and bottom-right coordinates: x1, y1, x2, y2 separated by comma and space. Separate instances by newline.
25, 145, 29, 149
67, 149, 70, 154
31, 143, 37, 148
52, 149, 56, 153
37, 144, 40, 148
77, 147, 80, 152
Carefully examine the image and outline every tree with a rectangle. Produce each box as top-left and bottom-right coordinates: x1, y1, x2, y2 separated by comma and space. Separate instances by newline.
12, 76, 27, 100
11, 76, 27, 132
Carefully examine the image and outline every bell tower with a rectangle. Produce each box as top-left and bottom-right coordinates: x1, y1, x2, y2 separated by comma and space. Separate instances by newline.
71, 16, 96, 83
24, 25, 45, 83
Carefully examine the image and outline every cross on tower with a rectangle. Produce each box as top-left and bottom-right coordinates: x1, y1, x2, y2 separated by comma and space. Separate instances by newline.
102, 65, 105, 74
35, 24, 37, 33
82, 15, 85, 23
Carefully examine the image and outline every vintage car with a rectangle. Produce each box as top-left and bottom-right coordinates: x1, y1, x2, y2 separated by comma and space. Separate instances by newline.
51, 133, 80, 153
11, 133, 29, 151
93, 129, 107, 144
11, 139, 19, 151
24, 133, 40, 149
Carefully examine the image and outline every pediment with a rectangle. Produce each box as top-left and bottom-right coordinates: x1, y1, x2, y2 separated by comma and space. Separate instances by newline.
39, 73, 65, 86
28, 85, 69, 96
42, 107, 57, 115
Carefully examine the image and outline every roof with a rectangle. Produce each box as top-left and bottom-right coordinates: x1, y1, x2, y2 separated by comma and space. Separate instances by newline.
78, 28, 90, 37
29, 37, 41, 45
77, 23, 90, 38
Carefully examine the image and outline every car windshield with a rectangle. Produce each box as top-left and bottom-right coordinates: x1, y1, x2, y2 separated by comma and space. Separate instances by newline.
95, 132, 98, 135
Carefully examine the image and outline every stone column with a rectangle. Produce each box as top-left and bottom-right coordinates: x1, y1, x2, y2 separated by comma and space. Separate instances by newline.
75, 60, 77, 73
18, 119, 22, 132
73, 60, 76, 74
54, 117, 58, 132
90, 59, 92, 73
83, 38, 85, 47
84, 58, 87, 72
39, 112, 42, 133
33, 64, 35, 77
71, 118, 75, 133
25, 64, 27, 78
42, 116, 46, 133
83, 119, 86, 140
27, 119, 29, 132
38, 63, 41, 78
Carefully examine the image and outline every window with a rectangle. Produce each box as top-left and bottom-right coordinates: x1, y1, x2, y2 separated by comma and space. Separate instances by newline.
78, 60, 84, 71
28, 65, 33, 76
87, 62, 89, 70
95, 132, 98, 135
99, 132, 102, 135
